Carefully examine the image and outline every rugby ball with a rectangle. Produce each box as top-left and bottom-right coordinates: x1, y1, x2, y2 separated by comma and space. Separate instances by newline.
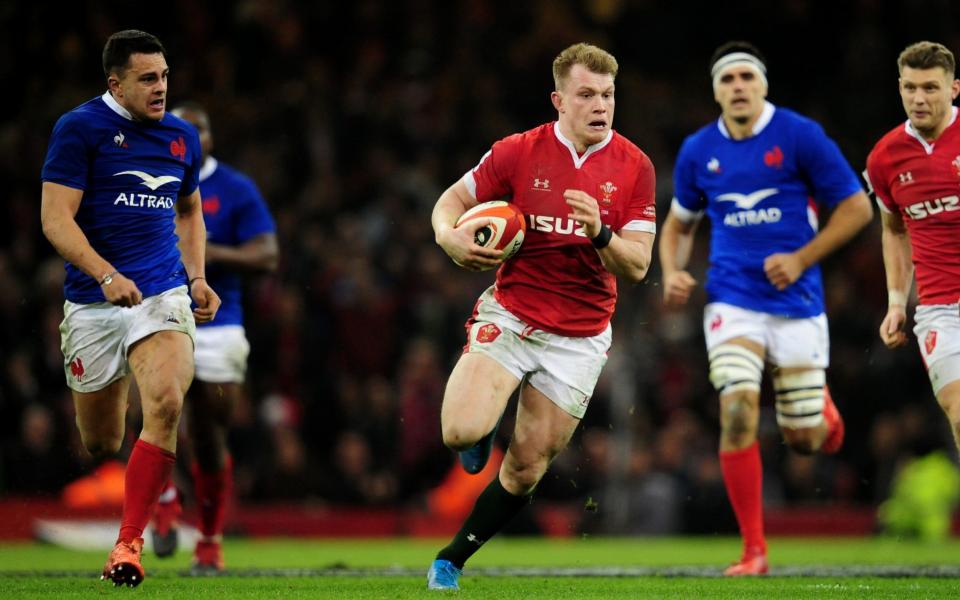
455, 201, 526, 266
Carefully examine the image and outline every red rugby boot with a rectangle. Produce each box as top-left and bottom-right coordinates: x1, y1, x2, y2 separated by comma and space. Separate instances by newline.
723, 546, 768, 576
101, 537, 145, 587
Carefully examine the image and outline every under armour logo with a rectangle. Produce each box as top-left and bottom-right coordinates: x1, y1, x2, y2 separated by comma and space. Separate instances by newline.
466, 533, 484, 546
532, 178, 550, 190
899, 171, 914, 184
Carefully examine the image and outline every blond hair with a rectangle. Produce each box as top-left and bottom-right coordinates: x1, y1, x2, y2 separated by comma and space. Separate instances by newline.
898, 41, 955, 76
552, 43, 618, 91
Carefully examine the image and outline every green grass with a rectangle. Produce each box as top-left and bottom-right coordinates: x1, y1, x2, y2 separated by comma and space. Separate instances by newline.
2, 537, 960, 598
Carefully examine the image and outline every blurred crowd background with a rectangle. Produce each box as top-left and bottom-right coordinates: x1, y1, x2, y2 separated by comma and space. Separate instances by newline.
3, 0, 960, 536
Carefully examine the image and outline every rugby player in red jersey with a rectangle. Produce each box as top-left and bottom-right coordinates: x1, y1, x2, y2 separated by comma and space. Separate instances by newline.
426, 42, 656, 591
866, 41, 960, 453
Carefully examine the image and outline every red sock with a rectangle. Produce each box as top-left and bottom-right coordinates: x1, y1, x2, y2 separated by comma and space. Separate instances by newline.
118, 439, 176, 543
158, 479, 177, 503
192, 455, 233, 537
719, 442, 766, 556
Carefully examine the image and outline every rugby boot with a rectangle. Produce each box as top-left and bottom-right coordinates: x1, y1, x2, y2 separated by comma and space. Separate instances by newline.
820, 386, 844, 455
101, 537, 145, 587
191, 539, 225, 574
723, 546, 768, 576
458, 414, 503, 475
427, 558, 462, 590
151, 485, 181, 558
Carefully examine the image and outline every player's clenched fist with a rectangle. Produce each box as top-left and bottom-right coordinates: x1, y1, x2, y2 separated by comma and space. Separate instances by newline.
879, 305, 908, 349
663, 270, 697, 307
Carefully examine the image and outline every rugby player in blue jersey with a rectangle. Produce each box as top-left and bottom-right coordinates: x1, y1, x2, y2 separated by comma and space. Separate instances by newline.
659, 41, 872, 575
150, 102, 277, 572
40, 30, 220, 587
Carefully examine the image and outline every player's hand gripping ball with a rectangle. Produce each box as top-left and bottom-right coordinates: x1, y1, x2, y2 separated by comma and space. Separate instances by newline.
455, 201, 526, 270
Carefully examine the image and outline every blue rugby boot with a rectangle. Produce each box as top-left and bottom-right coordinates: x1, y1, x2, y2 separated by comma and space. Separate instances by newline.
427, 559, 462, 590
458, 414, 503, 474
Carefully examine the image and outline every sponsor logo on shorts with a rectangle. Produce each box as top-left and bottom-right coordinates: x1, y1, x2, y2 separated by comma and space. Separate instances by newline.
926, 329, 938, 355
70, 357, 85, 381
165, 312, 181, 325
476, 323, 501, 344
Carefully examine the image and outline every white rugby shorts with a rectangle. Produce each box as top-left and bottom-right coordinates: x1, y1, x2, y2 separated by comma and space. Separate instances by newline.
913, 303, 960, 394
464, 286, 611, 419
59, 286, 196, 393
703, 302, 829, 368
194, 325, 250, 384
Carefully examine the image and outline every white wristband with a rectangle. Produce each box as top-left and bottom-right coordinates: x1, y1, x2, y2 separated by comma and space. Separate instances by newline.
888, 289, 908, 307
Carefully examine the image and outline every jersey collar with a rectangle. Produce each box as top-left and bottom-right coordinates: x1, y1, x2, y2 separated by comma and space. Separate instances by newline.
717, 101, 776, 139
553, 122, 613, 169
199, 156, 218, 183
904, 106, 958, 155
101, 91, 134, 121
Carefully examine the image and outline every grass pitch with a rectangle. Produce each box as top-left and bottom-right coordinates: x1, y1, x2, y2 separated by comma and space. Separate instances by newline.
2, 536, 959, 598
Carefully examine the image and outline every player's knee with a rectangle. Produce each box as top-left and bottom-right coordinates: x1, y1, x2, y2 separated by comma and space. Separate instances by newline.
501, 459, 545, 495
441, 422, 482, 452
782, 428, 818, 455
720, 393, 759, 444
143, 388, 184, 433
82, 434, 123, 459
709, 344, 763, 398
773, 369, 825, 434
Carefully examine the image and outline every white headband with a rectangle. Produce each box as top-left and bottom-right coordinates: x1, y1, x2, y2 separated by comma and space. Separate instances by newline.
711, 52, 768, 91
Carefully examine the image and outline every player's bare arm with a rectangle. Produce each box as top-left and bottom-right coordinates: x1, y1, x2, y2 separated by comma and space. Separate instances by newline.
879, 208, 914, 348
176, 188, 220, 323
432, 180, 504, 271
564, 188, 651, 283
764, 190, 873, 290
40, 181, 143, 306
659, 211, 700, 306
206, 232, 279, 272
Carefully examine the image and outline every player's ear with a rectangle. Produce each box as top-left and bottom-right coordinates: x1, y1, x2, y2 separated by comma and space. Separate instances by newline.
107, 74, 122, 96
951, 77, 960, 100
551, 90, 564, 113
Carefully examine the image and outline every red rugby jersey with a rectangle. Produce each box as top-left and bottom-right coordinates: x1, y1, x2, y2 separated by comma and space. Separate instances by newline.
866, 109, 960, 305
463, 122, 656, 336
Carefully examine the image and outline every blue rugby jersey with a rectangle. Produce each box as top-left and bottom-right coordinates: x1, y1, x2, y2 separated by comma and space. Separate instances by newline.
195, 157, 275, 327
672, 102, 862, 318
42, 92, 202, 303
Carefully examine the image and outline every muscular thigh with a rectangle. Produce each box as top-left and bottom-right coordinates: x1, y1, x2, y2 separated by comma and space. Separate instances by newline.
507, 381, 580, 465
73, 375, 132, 441
442, 351, 520, 435
129, 330, 195, 403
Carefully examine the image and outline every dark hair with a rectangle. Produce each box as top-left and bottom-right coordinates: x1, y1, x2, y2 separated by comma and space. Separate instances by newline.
898, 41, 955, 76
710, 41, 766, 72
102, 30, 166, 78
